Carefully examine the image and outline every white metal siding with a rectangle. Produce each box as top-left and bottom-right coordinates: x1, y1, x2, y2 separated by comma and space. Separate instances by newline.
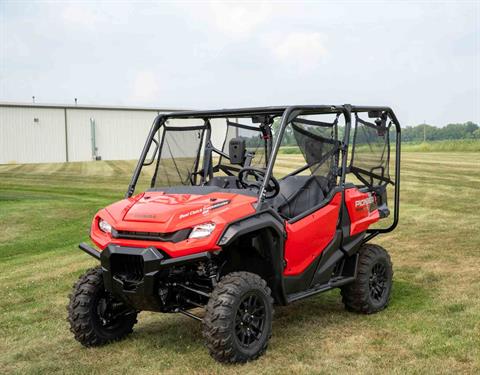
66, 109, 158, 162
0, 107, 66, 164
0, 104, 228, 164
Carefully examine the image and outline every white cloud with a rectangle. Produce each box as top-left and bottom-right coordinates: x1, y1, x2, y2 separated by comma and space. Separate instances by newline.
129, 71, 160, 104
271, 32, 328, 71
192, 43, 224, 63
208, 1, 272, 38
2, 1, 478, 125
61, 3, 102, 30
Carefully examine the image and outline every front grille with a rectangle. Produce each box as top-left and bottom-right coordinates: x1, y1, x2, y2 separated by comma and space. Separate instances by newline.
113, 230, 169, 241
112, 228, 191, 243
110, 254, 144, 283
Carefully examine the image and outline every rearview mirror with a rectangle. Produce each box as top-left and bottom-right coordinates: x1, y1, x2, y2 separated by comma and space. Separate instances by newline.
229, 138, 246, 165
374, 115, 388, 136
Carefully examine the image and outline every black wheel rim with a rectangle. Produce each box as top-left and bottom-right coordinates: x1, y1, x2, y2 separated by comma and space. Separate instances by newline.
234, 293, 266, 347
369, 262, 388, 303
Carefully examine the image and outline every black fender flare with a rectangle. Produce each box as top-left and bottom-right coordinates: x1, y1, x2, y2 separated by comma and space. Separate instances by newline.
216, 209, 288, 305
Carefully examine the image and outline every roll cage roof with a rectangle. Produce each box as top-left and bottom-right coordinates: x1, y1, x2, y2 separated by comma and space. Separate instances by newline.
127, 104, 401, 239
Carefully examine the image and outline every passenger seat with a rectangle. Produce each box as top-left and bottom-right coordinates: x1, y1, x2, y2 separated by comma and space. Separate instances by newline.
272, 175, 330, 218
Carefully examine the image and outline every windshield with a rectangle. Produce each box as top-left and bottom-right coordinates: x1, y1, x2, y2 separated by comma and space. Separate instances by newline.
215, 118, 270, 175
143, 117, 273, 190
151, 118, 206, 187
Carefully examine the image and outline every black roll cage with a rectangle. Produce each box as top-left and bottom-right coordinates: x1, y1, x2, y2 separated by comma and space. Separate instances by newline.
126, 105, 401, 237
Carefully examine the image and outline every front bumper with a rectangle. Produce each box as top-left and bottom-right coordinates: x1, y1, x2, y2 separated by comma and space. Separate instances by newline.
78, 242, 211, 311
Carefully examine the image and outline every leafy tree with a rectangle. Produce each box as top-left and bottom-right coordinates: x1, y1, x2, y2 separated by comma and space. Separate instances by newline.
272, 117, 478, 146
401, 122, 478, 142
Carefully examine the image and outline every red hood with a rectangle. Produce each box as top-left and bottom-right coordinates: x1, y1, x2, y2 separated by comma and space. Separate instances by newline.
122, 192, 230, 223
103, 191, 257, 233
91, 191, 258, 256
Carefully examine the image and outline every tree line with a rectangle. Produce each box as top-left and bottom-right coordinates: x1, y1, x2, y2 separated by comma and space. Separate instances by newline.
401, 121, 479, 142
241, 120, 479, 148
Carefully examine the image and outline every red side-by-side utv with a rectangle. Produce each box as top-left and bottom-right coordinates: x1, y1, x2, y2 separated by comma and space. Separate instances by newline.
68, 105, 400, 363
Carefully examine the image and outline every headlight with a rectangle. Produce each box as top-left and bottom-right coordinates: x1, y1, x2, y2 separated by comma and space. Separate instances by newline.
189, 222, 216, 239
98, 219, 112, 233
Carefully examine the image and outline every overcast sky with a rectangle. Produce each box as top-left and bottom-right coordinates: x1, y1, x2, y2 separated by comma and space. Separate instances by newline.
1, 0, 478, 126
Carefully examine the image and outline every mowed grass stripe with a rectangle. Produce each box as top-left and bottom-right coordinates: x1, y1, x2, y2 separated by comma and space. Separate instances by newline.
0, 152, 479, 374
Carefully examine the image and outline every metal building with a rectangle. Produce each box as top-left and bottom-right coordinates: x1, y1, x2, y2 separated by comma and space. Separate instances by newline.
0, 102, 183, 164
0, 102, 186, 164
0, 102, 238, 164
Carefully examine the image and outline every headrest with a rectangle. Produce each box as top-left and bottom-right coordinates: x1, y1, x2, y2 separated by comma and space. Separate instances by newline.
228, 138, 246, 165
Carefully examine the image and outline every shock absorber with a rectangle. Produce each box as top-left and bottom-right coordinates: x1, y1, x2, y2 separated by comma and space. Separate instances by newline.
205, 260, 218, 287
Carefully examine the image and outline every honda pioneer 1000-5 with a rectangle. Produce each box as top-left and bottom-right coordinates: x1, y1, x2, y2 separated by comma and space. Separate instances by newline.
68, 105, 400, 363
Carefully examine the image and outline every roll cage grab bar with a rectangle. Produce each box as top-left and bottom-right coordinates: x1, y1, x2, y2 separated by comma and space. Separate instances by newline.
126, 105, 401, 237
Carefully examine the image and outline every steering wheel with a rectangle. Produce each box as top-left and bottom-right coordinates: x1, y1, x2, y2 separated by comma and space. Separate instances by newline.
238, 167, 280, 198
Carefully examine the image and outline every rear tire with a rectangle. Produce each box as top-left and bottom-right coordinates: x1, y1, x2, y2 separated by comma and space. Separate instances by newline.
203, 272, 274, 363
67, 266, 137, 347
341, 244, 393, 314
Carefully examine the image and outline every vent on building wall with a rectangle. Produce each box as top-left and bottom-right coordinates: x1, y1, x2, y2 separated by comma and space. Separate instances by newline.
90, 118, 102, 161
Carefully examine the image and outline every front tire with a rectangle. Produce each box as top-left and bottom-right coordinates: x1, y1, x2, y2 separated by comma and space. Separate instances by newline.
203, 272, 274, 363
341, 244, 393, 314
67, 266, 137, 347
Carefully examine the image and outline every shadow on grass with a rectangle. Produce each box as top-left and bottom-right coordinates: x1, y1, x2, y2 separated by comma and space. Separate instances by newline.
103, 278, 432, 357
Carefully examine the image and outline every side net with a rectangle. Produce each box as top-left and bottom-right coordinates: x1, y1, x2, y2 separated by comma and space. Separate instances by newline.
290, 116, 340, 191
350, 115, 391, 186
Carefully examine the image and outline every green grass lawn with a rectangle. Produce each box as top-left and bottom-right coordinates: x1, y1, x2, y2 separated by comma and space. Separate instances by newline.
0, 153, 479, 374
279, 139, 480, 154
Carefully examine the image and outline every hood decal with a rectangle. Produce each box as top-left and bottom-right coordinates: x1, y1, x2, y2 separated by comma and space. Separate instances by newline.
178, 199, 231, 220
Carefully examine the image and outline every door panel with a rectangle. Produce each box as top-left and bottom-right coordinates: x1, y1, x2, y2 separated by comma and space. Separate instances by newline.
345, 188, 380, 236
283, 193, 342, 276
